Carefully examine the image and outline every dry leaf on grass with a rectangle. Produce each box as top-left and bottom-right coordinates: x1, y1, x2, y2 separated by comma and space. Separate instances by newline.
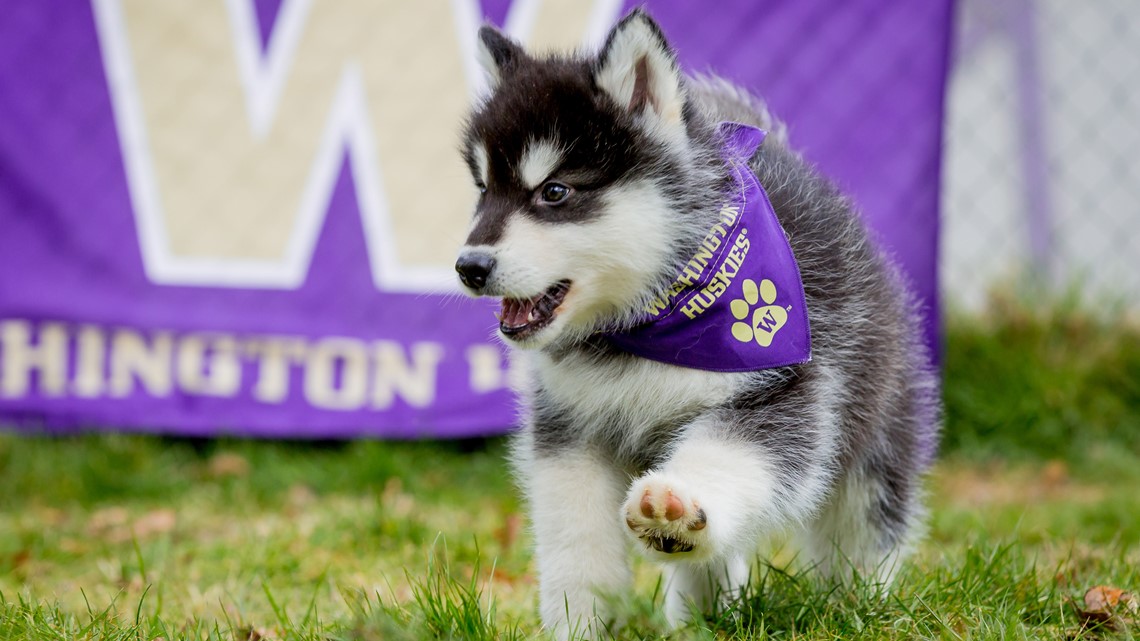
236, 626, 279, 641
7, 550, 31, 577
90, 508, 177, 543
132, 509, 176, 538
285, 483, 318, 515
207, 452, 250, 478
486, 565, 534, 587
1040, 459, 1069, 489
1077, 585, 1138, 630
59, 538, 87, 554
381, 477, 415, 517
87, 506, 129, 533
494, 513, 522, 552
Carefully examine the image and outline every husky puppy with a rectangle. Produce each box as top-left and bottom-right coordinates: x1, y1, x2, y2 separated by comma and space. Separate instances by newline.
455, 9, 939, 639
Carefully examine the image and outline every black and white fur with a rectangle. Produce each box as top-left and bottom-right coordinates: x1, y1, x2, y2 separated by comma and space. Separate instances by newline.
456, 10, 939, 639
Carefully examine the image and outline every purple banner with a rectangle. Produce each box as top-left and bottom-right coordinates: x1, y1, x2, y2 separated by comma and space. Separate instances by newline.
0, 1, 951, 438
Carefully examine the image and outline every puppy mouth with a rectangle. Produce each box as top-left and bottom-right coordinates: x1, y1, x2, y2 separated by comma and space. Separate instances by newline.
497, 280, 571, 340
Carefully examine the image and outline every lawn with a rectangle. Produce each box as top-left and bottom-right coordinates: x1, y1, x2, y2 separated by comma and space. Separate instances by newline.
2, 301, 1138, 640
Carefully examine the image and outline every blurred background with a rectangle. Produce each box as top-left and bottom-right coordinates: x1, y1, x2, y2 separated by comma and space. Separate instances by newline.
943, 0, 1140, 312
0, 0, 1135, 444
2, 0, 955, 437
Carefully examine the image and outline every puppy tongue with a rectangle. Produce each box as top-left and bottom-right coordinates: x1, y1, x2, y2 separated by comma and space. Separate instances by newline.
498, 282, 570, 335
500, 296, 538, 330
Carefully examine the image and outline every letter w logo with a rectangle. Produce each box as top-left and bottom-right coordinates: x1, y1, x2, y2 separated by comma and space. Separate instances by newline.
92, 0, 622, 291
755, 309, 780, 333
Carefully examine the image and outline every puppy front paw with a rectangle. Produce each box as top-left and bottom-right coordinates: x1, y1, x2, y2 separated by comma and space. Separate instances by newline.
622, 474, 707, 556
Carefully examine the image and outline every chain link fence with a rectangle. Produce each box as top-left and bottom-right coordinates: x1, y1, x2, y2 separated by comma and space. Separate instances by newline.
942, 0, 1140, 313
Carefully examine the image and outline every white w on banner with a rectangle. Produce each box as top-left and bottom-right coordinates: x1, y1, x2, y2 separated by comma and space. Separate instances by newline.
91, 0, 623, 291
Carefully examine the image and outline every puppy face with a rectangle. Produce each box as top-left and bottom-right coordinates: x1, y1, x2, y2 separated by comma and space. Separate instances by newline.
455, 12, 691, 350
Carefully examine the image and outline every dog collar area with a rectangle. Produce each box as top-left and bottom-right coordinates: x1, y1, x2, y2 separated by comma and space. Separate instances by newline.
602, 122, 812, 373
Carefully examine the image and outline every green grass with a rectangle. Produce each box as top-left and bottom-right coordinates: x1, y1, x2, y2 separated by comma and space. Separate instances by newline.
943, 292, 1140, 460
1, 302, 1138, 640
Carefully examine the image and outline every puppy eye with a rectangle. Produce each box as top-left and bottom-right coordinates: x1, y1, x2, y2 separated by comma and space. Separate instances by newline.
539, 182, 572, 205
475, 181, 487, 195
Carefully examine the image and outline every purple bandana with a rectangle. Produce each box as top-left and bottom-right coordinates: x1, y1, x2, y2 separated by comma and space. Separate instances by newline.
604, 123, 812, 372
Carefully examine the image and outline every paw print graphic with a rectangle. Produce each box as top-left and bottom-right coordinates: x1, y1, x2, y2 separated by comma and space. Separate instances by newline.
730, 278, 789, 347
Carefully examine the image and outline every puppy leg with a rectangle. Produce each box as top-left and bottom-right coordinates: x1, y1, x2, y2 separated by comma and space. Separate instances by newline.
801, 460, 923, 587
661, 554, 750, 627
525, 449, 631, 640
623, 413, 839, 623
621, 429, 772, 618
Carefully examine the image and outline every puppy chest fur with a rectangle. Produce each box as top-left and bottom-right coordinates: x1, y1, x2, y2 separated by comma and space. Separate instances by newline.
522, 347, 745, 471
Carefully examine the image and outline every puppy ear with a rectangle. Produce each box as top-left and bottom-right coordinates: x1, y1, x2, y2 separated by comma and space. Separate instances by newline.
594, 9, 684, 127
476, 25, 525, 90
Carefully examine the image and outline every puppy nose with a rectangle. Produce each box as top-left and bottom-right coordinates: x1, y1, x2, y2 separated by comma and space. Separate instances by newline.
455, 252, 495, 290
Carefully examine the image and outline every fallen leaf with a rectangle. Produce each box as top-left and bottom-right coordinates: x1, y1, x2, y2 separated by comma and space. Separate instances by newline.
59, 538, 87, 554
37, 507, 66, 526
381, 476, 403, 501
1041, 459, 1069, 488
485, 565, 534, 587
1086, 585, 1136, 611
381, 477, 415, 517
87, 506, 129, 533
494, 513, 522, 552
286, 484, 317, 510
207, 452, 250, 478
123, 508, 174, 538
1078, 585, 1138, 630
235, 626, 278, 641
